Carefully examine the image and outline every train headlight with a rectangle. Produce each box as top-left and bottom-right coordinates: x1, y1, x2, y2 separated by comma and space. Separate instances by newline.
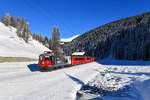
42, 61, 45, 64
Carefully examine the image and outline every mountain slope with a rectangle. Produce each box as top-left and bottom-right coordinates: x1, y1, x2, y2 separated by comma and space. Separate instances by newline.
63, 12, 150, 60
0, 22, 50, 59
61, 35, 80, 42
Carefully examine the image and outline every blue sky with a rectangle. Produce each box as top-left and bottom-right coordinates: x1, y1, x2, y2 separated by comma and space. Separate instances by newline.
0, 0, 150, 39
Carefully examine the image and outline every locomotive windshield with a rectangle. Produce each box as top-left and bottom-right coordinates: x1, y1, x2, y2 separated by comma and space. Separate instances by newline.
45, 56, 51, 61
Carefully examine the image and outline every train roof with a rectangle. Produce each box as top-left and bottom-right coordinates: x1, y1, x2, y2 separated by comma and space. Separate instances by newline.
39, 51, 53, 56
72, 52, 85, 56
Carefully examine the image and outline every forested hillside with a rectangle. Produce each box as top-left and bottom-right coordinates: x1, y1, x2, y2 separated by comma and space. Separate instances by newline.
1, 13, 50, 48
63, 12, 150, 60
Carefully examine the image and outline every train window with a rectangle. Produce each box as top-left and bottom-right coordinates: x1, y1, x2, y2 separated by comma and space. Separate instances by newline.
75, 58, 80, 60
75, 58, 84, 60
45, 56, 51, 61
40, 56, 43, 61
75, 58, 78, 60
87, 58, 90, 60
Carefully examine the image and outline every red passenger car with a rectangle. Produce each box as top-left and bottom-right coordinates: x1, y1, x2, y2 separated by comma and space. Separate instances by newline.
71, 56, 96, 66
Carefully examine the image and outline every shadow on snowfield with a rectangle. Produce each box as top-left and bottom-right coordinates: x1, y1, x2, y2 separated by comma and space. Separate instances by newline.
97, 59, 150, 66
27, 64, 39, 72
65, 73, 84, 86
134, 79, 150, 100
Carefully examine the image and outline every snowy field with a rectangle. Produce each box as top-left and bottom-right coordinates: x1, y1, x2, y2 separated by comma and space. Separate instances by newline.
0, 22, 49, 59
0, 61, 99, 100
0, 60, 150, 100
78, 60, 150, 100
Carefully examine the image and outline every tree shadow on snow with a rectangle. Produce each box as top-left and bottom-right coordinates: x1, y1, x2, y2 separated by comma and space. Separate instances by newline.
134, 79, 150, 100
27, 64, 39, 72
65, 73, 84, 86
97, 59, 150, 66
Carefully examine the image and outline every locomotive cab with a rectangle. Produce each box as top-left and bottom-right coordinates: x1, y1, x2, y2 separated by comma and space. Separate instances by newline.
38, 53, 53, 71
38, 51, 70, 71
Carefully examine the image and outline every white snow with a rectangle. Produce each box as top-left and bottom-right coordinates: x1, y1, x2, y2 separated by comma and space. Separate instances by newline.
79, 59, 150, 100
0, 22, 50, 59
88, 73, 132, 91
0, 61, 99, 100
0, 58, 150, 100
61, 35, 79, 42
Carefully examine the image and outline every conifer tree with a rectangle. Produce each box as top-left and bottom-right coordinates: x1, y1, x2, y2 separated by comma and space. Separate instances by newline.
25, 22, 30, 43
10, 16, 16, 27
1, 13, 10, 26
21, 17, 26, 29
16, 17, 22, 37
1, 16, 6, 24
51, 26, 57, 50
16, 17, 21, 27
51, 26, 62, 56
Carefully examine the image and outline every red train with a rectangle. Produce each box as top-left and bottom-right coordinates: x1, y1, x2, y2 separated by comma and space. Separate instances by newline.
71, 56, 96, 65
38, 51, 96, 71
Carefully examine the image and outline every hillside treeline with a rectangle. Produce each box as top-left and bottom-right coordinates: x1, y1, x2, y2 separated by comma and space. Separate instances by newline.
63, 12, 150, 60
1, 13, 50, 48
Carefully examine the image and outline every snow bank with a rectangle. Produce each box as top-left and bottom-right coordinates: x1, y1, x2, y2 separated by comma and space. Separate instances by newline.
0, 22, 50, 59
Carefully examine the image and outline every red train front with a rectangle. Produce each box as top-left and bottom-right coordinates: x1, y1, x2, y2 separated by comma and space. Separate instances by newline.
38, 51, 96, 71
38, 51, 53, 71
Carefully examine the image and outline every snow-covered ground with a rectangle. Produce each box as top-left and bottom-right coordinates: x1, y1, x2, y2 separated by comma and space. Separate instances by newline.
0, 61, 99, 100
0, 22, 49, 59
0, 60, 150, 100
78, 59, 150, 100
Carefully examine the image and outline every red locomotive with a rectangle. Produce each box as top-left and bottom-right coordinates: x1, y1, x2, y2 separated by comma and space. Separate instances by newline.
38, 51, 96, 71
